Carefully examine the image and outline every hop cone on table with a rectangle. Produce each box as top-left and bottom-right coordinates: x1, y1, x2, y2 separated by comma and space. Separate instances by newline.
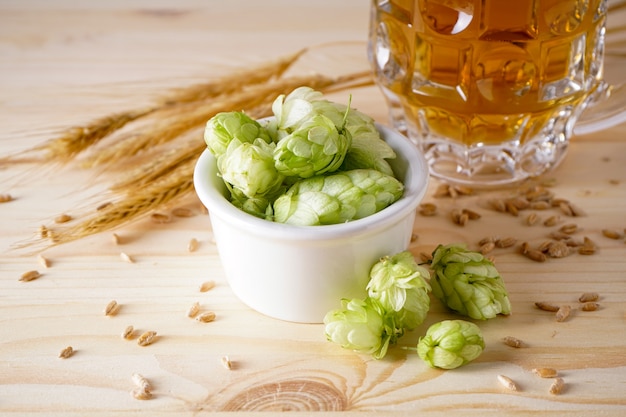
417, 320, 485, 369
323, 297, 398, 360
366, 251, 431, 330
429, 243, 512, 320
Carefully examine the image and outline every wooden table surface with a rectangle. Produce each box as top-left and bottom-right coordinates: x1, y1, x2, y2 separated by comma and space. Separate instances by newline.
1, 1, 625, 415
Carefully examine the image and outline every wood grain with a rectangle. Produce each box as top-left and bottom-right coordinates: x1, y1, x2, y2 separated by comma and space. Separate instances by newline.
1, 1, 625, 415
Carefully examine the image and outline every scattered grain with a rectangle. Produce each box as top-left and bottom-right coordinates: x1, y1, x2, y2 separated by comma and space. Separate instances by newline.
137, 331, 157, 346
38, 254, 51, 268
131, 373, 152, 393
549, 377, 565, 395
535, 301, 560, 312
196, 311, 216, 323
221, 355, 233, 370
505, 200, 519, 216
580, 302, 599, 311
433, 184, 450, 198
479, 241, 495, 255
547, 241, 570, 258
131, 388, 153, 400
120, 252, 134, 263
410, 233, 419, 242
112, 233, 121, 245
122, 325, 134, 339
19, 270, 41, 282
58, 346, 74, 359
543, 215, 560, 227
524, 249, 547, 262
549, 231, 572, 241
187, 237, 199, 253
533, 367, 558, 378
418, 202, 437, 216
555, 304, 572, 322
488, 198, 507, 213
578, 237, 596, 255
526, 213, 539, 226
495, 237, 517, 248
462, 208, 481, 220
502, 336, 524, 348
39, 225, 49, 239
150, 212, 171, 224
537, 240, 553, 253
172, 207, 195, 217
187, 301, 200, 318
497, 374, 518, 391
104, 300, 119, 316
578, 292, 599, 303
602, 229, 621, 239
54, 213, 72, 224
199, 280, 216, 292
454, 185, 474, 195
559, 223, 578, 234
529, 201, 551, 210
0, 193, 13, 203
520, 241, 530, 254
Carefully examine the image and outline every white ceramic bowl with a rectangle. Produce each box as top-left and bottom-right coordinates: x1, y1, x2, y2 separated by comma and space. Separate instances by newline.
193, 123, 429, 323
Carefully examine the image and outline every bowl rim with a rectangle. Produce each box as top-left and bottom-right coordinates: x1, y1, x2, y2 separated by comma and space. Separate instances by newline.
193, 123, 429, 241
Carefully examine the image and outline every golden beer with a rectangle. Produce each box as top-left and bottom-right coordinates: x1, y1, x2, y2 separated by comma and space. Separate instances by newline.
369, 0, 607, 185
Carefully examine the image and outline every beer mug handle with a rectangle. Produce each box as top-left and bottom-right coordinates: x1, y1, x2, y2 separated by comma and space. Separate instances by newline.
573, 82, 626, 136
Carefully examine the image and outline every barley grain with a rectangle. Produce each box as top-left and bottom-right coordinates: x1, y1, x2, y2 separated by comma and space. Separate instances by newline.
59, 346, 74, 359
520, 241, 530, 254
120, 252, 134, 263
454, 185, 474, 195
495, 237, 517, 248
131, 388, 153, 400
526, 213, 539, 225
488, 198, 507, 212
502, 336, 524, 348
104, 300, 118, 316
497, 374, 518, 391
131, 373, 152, 393
578, 292, 599, 303
559, 223, 578, 234
137, 331, 157, 346
199, 280, 216, 292
529, 201, 551, 210
549, 377, 565, 395
54, 213, 72, 224
418, 202, 437, 216
112, 233, 121, 245
0, 193, 13, 203
479, 236, 496, 246
19, 270, 41, 282
187, 237, 199, 253
505, 200, 519, 216
602, 229, 621, 239
410, 233, 419, 242
38, 254, 51, 268
547, 241, 570, 258
433, 184, 450, 198
580, 302, 599, 311
555, 305, 572, 322
187, 301, 200, 318
543, 215, 560, 227
533, 367, 558, 378
479, 241, 495, 255
462, 208, 481, 220
524, 249, 547, 262
537, 240, 552, 253
196, 311, 216, 323
172, 207, 195, 217
221, 355, 233, 370
122, 325, 134, 339
535, 301, 560, 312
150, 212, 171, 224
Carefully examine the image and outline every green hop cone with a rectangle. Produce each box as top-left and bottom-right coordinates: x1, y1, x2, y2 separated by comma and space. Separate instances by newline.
366, 251, 431, 330
430, 243, 512, 320
323, 297, 397, 360
271, 169, 404, 225
204, 111, 272, 157
273, 114, 351, 178
417, 320, 485, 369
217, 138, 284, 200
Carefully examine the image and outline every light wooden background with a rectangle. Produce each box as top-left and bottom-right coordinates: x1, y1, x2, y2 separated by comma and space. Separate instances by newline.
1, 1, 625, 415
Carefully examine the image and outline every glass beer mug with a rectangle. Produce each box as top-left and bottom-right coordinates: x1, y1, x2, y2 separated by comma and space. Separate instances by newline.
368, 0, 625, 186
